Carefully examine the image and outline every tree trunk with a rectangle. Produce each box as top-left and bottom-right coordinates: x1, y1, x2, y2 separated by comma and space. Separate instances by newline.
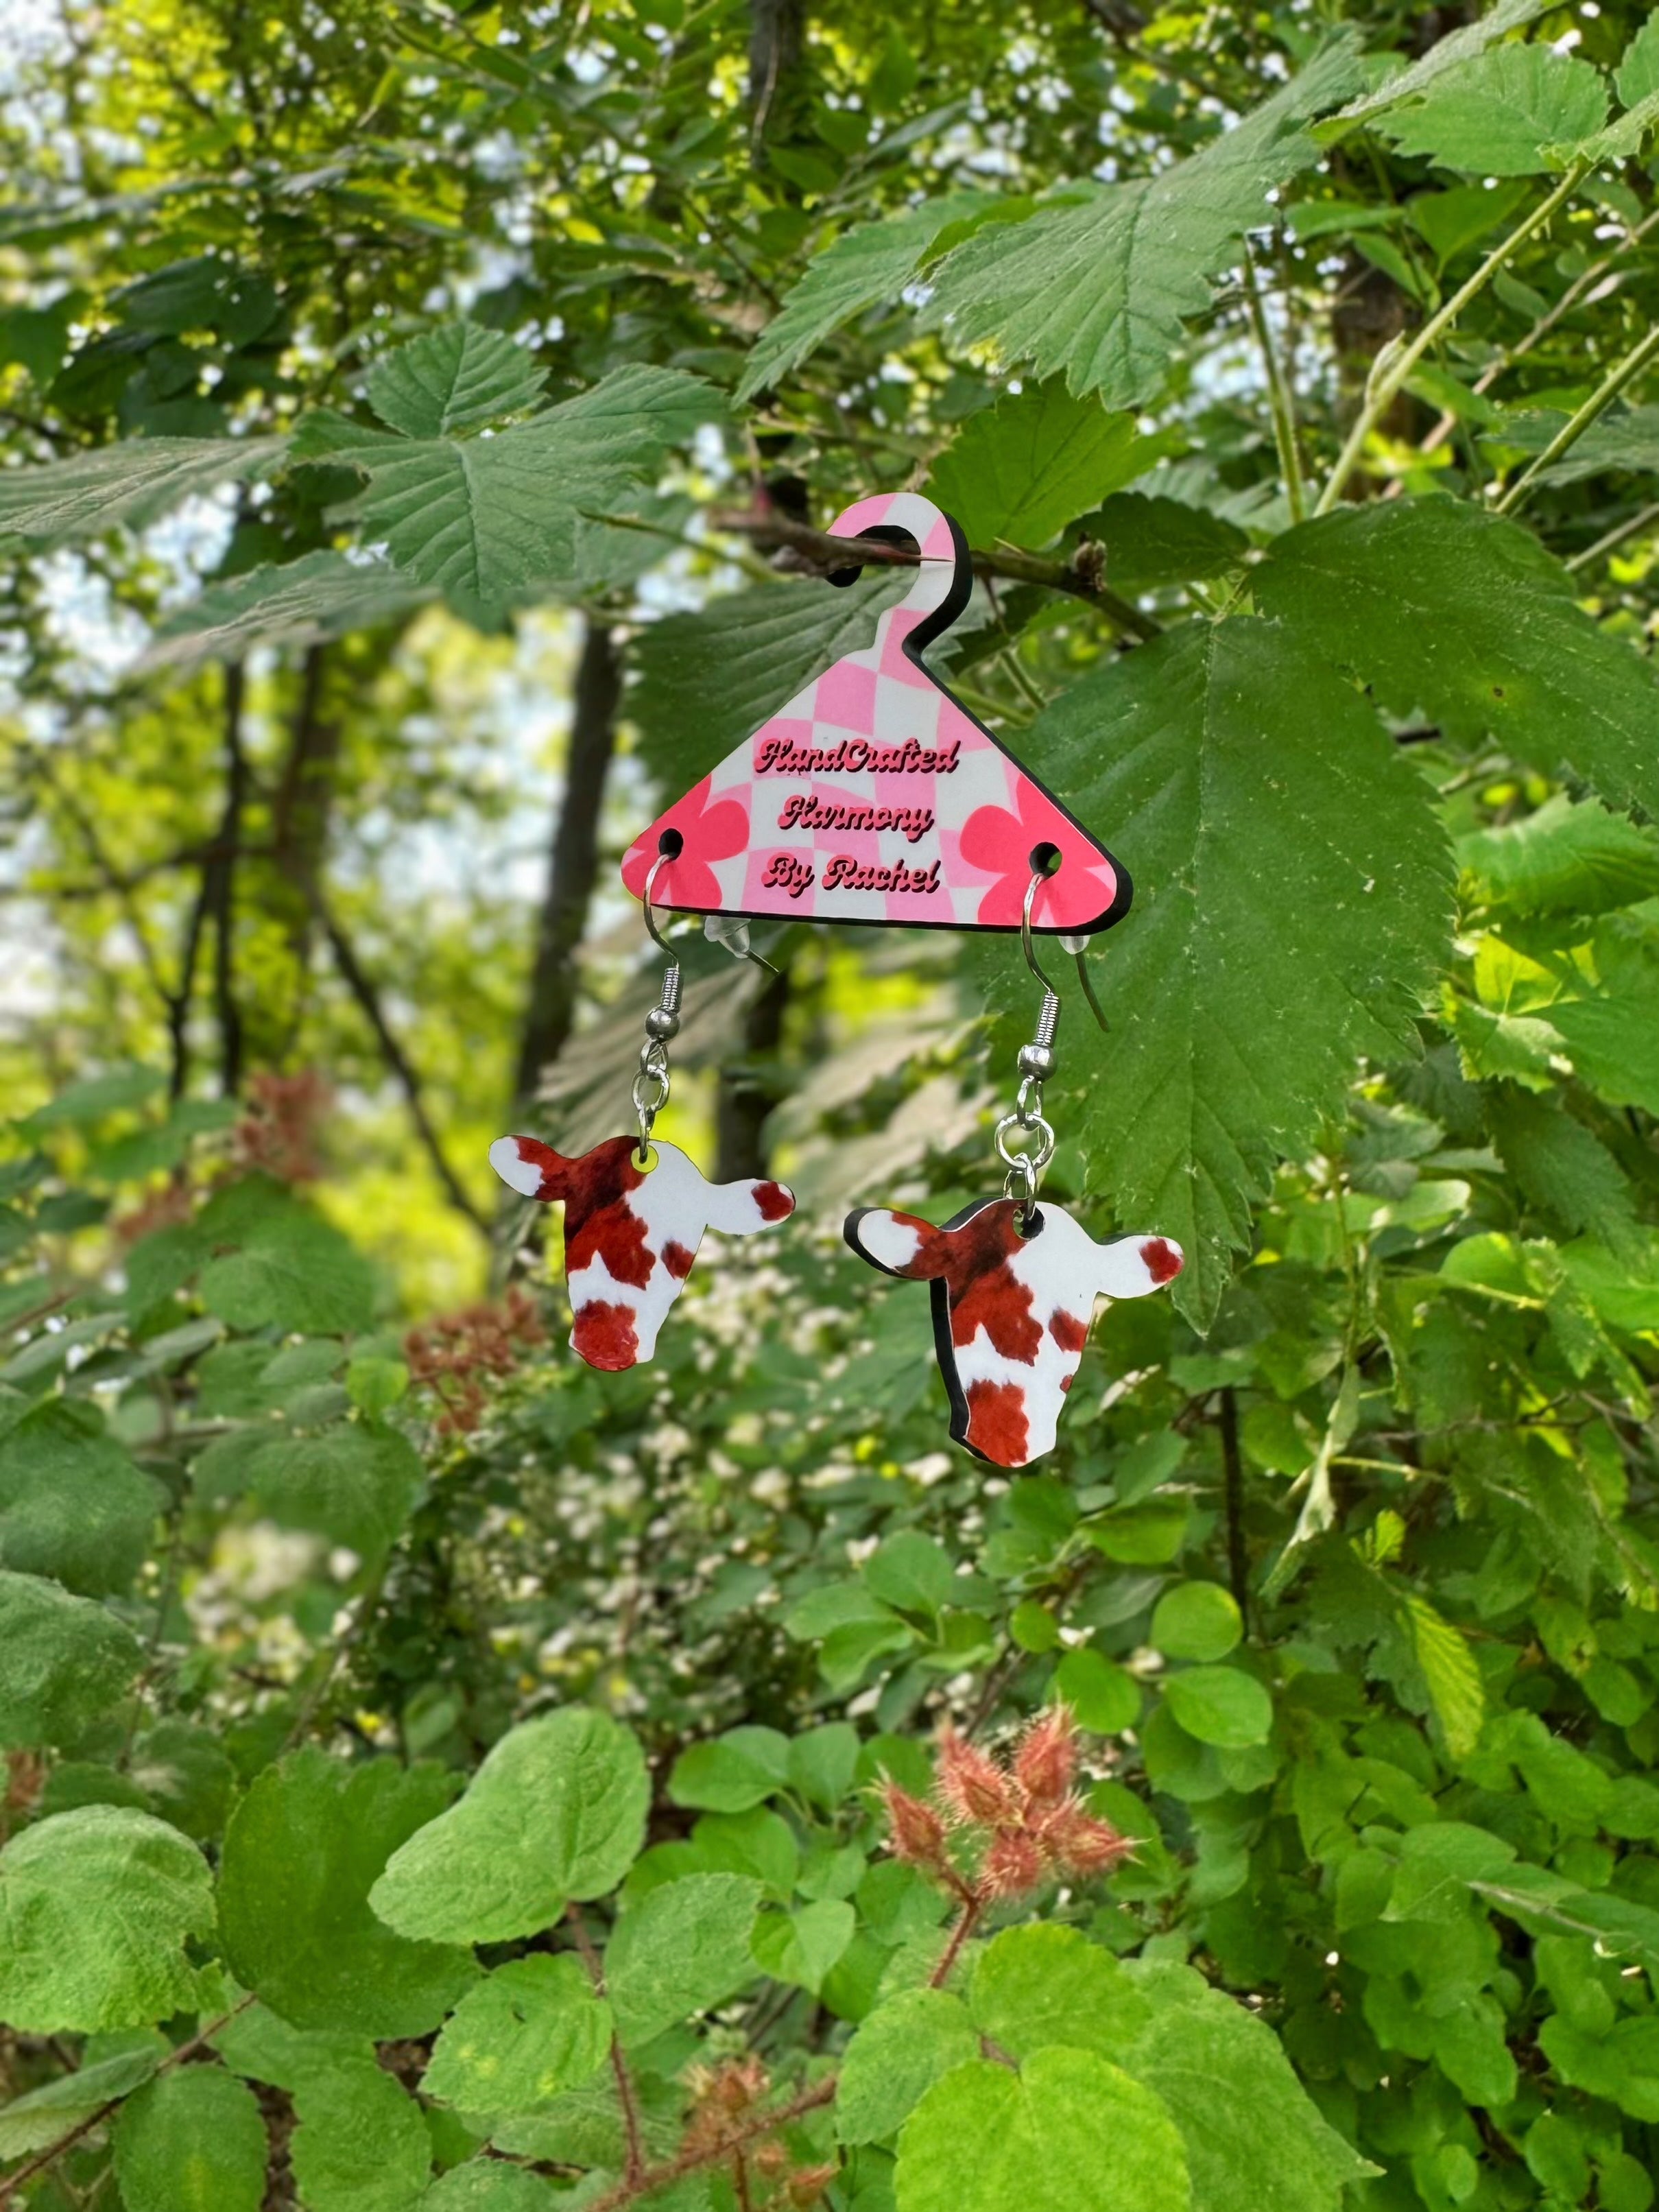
514, 618, 623, 1108
714, 963, 790, 1182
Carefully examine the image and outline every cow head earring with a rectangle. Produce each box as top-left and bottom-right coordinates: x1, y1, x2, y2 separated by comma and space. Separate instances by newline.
844, 864, 1183, 1468
491, 855, 796, 1373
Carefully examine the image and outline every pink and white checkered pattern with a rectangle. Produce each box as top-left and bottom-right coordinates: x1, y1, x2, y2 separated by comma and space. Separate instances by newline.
621, 492, 1125, 933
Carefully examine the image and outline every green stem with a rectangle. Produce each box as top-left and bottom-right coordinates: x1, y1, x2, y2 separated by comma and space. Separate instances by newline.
1315, 162, 1588, 515
1494, 322, 1659, 517
1242, 240, 1306, 524
1566, 498, 1659, 574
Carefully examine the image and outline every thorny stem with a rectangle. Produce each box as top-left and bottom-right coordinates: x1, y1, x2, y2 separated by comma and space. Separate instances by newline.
1494, 320, 1659, 517
929, 1891, 985, 1990
1242, 241, 1306, 524
566, 1903, 647, 2187
1315, 162, 1588, 514
0, 1997, 256, 2207
575, 2079, 838, 2212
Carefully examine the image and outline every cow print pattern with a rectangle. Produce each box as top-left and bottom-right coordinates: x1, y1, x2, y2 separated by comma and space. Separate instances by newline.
844, 1197, 1183, 1466
491, 1134, 795, 1372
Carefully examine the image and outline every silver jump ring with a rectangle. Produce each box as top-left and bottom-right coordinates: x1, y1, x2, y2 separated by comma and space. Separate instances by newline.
994, 1108, 1055, 1176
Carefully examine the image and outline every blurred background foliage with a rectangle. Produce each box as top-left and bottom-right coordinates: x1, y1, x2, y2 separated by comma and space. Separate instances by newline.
5, 0, 1659, 2209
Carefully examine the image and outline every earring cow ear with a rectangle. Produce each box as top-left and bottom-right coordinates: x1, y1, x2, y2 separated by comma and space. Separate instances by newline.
844, 1196, 1182, 1468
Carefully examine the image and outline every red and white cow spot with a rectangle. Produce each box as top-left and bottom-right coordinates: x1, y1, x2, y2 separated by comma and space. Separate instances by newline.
491, 1134, 794, 1372
844, 1198, 1182, 1467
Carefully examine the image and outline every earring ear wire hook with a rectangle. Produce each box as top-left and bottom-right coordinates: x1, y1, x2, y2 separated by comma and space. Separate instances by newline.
641, 853, 678, 962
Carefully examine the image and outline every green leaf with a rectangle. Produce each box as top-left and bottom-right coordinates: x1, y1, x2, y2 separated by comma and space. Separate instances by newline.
0, 1569, 143, 1748
196, 1187, 377, 1335
213, 1427, 427, 1557
630, 570, 907, 791
419, 2167, 560, 2210
0, 1405, 160, 1595
422, 1955, 611, 2113
370, 1709, 649, 1945
922, 38, 1363, 404
311, 365, 721, 621
788, 1722, 862, 1813
1458, 796, 1659, 916
1374, 45, 1609, 174
895, 2047, 1191, 2212
1119, 1969, 1378, 2212
863, 1532, 958, 1617
1399, 1593, 1486, 1759
1163, 1667, 1274, 1748
0, 436, 285, 547
1488, 1088, 1638, 1255
1252, 501, 1659, 822
219, 1750, 475, 2036
736, 191, 997, 400
139, 551, 432, 672
1531, 405, 1659, 487
1619, 12, 1659, 104
20, 1063, 167, 1128
112, 2065, 268, 2212
606, 1872, 763, 2046
1338, 0, 1557, 125
970, 1926, 1152, 2060
217, 1999, 374, 2093
0, 2043, 163, 2158
667, 1726, 792, 1813
290, 2058, 432, 2212
0, 1807, 213, 2032
751, 1897, 857, 1995
1084, 1497, 1190, 1565
1051, 1649, 1141, 1733
129, 1720, 238, 1842
1083, 495, 1249, 595
365, 322, 547, 438
837, 1987, 979, 2145
926, 385, 1160, 550
1150, 1584, 1243, 1663
984, 616, 1451, 1326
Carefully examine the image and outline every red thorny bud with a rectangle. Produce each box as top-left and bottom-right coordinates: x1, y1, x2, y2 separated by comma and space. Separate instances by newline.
403, 1286, 545, 1435
937, 1722, 1020, 1826
232, 1068, 332, 1184
981, 1825, 1047, 1900
1014, 1704, 1078, 1809
880, 1778, 951, 1875
787, 2163, 840, 2207
682, 2055, 771, 2158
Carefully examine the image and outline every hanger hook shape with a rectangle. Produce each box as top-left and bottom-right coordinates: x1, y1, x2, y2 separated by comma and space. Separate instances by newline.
1021, 865, 1061, 1000
641, 852, 678, 963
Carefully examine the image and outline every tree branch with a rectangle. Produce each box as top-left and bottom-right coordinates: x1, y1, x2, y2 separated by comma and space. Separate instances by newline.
1494, 320, 1659, 518
707, 510, 1162, 641
309, 890, 488, 1233
575, 2078, 837, 2212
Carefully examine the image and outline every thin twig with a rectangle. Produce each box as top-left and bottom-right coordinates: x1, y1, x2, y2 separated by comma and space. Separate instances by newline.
1494, 321, 1659, 517
566, 1903, 646, 2187
1242, 240, 1306, 524
310, 890, 488, 1232
1566, 499, 1659, 573
1316, 163, 1588, 514
0, 1997, 256, 2207
1219, 1386, 1250, 1635
929, 1893, 983, 1990
577, 2079, 838, 2212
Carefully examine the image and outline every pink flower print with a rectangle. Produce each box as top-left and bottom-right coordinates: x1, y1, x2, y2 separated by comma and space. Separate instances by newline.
960, 777, 1071, 928
628, 775, 750, 910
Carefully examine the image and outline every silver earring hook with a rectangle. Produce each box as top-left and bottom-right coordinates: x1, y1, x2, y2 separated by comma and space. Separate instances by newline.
632, 853, 682, 1163
1021, 864, 1061, 1000
641, 852, 677, 961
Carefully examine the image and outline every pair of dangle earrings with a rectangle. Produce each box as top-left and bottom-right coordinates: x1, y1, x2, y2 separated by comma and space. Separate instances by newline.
490, 861, 1181, 1471
490, 488, 1182, 1466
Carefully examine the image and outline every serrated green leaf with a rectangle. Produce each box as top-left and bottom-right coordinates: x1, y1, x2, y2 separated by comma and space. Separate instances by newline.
606, 1872, 762, 2045
985, 617, 1451, 1324
20, 1063, 167, 1128
1252, 500, 1659, 822
922, 37, 1363, 405
1118, 1969, 1378, 2212
1375, 45, 1608, 175
925, 385, 1160, 550
736, 191, 996, 401
291, 2058, 432, 2212
139, 551, 432, 671
1533, 405, 1659, 486
422, 1955, 610, 2113
370, 1709, 649, 1945
0, 436, 285, 547
420, 2167, 560, 2209
314, 364, 721, 621
630, 569, 907, 791
896, 2047, 1190, 2212
1083, 493, 1248, 595
0, 1405, 160, 1596
112, 2064, 268, 2212
667, 1726, 791, 1813
0, 1807, 213, 2032
365, 322, 547, 438
219, 1750, 475, 2036
0, 1569, 143, 1748
1400, 1593, 1486, 1759
837, 1987, 979, 2144
970, 1926, 1152, 2060
196, 1187, 377, 1335
1488, 1087, 1638, 1253
1458, 795, 1659, 916
208, 1426, 426, 1557
1339, 0, 1559, 126
0, 2043, 162, 2158
751, 1896, 856, 1994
